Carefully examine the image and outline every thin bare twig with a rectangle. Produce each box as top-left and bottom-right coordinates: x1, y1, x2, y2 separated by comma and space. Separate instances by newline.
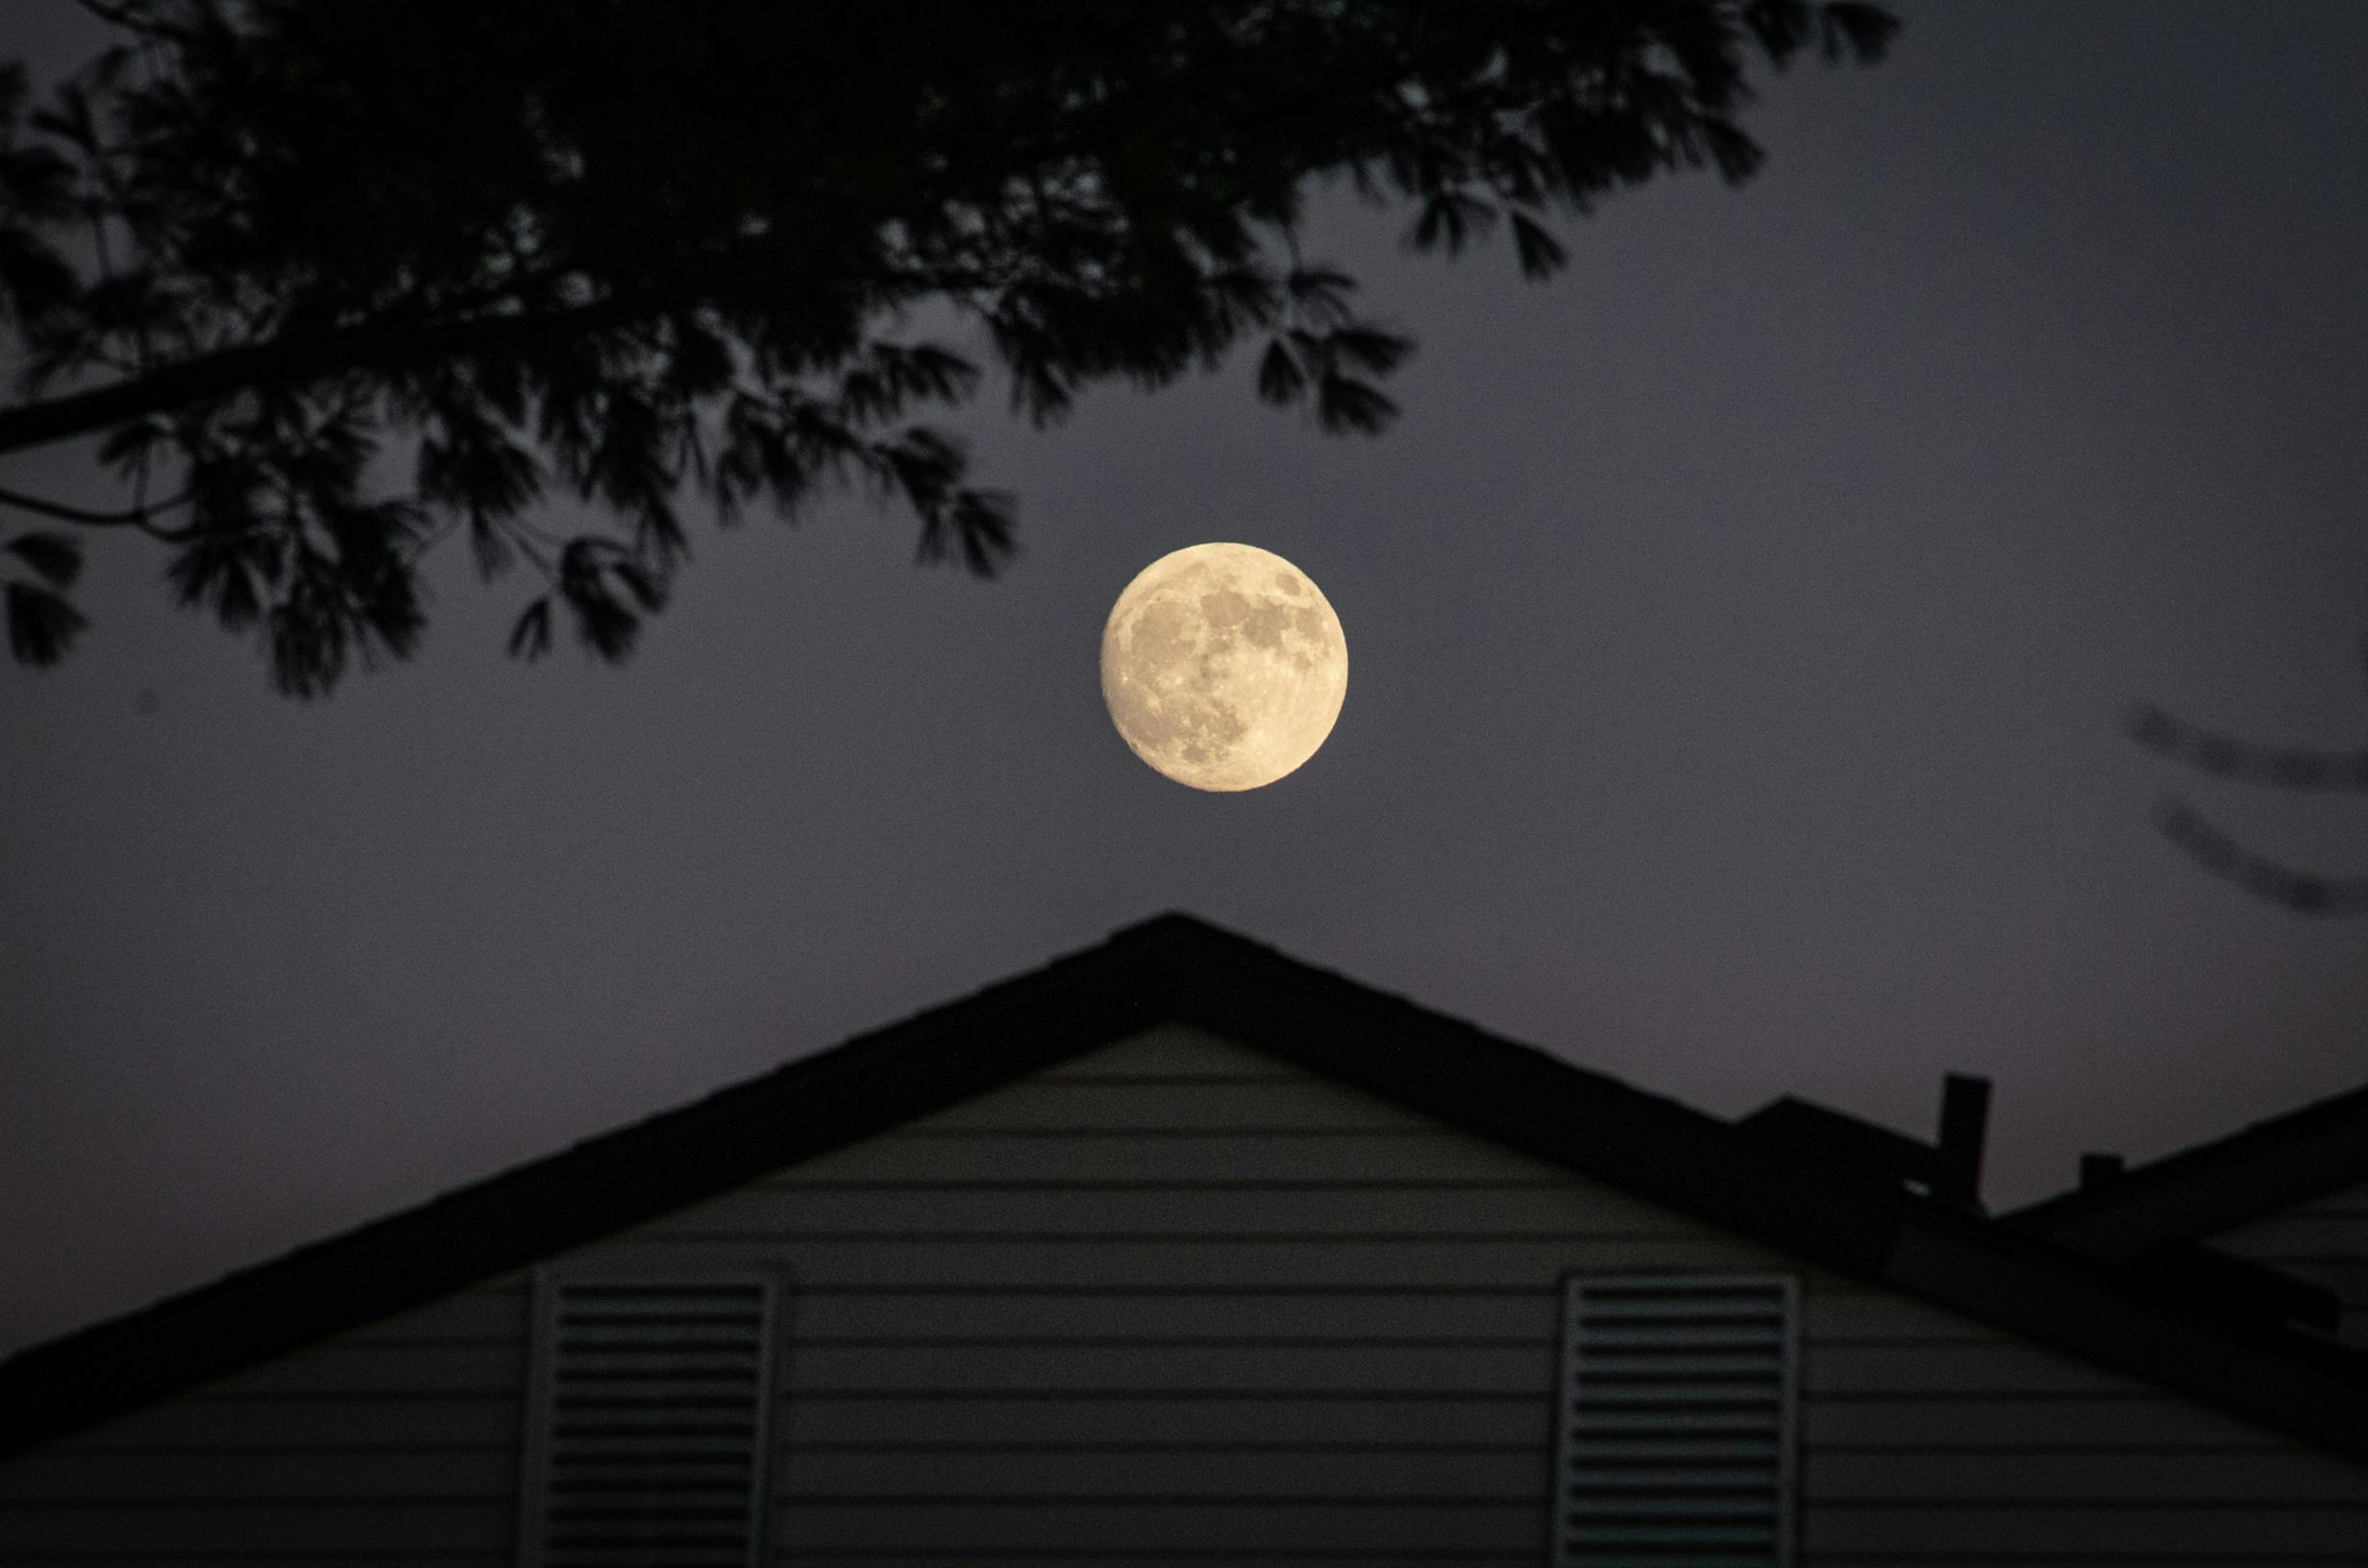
2125, 700, 2368, 792
2154, 796, 2368, 916
0, 481, 192, 539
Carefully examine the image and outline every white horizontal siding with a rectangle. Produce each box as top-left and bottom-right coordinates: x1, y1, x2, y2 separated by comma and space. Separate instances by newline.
1802, 1445, 2368, 1503
2211, 1176, 2368, 1351
781, 1126, 1570, 1184
0, 1446, 519, 1501
0, 1500, 516, 1556
1801, 1502, 2368, 1557
715, 1027, 2368, 1563
0, 1281, 528, 1562
779, 1389, 1559, 1449
3, 1022, 2363, 1567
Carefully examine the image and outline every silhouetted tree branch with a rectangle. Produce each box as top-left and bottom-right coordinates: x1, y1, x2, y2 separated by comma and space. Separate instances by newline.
2128, 701, 2368, 792
2128, 690, 2368, 916
0, 480, 186, 533
1, 0, 1897, 695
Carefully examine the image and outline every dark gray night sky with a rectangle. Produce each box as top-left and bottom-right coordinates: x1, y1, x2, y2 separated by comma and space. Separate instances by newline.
6, 1, 2367, 1357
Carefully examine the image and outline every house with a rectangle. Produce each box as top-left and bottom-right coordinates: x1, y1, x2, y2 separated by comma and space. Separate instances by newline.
2, 913, 2364, 1565
2010, 1077, 2368, 1353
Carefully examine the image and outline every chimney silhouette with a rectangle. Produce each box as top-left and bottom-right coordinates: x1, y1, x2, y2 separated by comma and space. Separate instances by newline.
1936, 1073, 1990, 1208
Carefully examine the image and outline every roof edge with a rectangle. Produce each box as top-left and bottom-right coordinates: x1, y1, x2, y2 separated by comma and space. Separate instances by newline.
2010, 1077, 2368, 1255
4, 912, 2364, 1468
1148, 935, 2368, 1462
0, 915, 1197, 1457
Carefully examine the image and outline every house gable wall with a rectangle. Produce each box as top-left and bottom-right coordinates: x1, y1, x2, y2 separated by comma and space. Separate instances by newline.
5, 1024, 2365, 1563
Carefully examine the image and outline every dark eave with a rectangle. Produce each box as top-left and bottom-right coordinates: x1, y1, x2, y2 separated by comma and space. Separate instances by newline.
2010, 1077, 2368, 1257
4, 913, 2365, 1466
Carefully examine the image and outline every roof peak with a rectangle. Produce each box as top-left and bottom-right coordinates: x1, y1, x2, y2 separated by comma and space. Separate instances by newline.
4, 913, 2363, 1464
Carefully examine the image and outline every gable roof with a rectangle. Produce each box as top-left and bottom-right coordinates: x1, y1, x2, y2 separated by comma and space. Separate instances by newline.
4, 912, 2365, 1464
2010, 1076, 2368, 1257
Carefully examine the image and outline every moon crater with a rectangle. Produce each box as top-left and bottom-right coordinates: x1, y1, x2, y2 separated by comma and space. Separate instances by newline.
1100, 543, 1347, 791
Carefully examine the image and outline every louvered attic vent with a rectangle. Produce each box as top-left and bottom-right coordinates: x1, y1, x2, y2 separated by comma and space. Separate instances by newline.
521, 1277, 779, 1568
1550, 1274, 1798, 1568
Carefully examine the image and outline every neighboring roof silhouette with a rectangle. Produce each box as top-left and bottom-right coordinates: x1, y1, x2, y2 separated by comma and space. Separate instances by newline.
3, 913, 2364, 1461
1739, 1094, 1965, 1202
2010, 1076, 2368, 1258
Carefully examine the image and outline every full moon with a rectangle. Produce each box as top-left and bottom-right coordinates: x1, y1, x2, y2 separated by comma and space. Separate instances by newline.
1100, 543, 1347, 791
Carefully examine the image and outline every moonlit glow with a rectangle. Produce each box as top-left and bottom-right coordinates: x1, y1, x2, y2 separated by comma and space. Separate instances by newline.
1100, 543, 1347, 791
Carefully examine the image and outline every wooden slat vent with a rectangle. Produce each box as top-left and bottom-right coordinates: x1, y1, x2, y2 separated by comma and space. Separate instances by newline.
524, 1278, 777, 1568
1551, 1273, 1797, 1568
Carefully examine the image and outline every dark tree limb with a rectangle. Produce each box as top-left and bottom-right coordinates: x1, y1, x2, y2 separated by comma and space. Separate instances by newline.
0, 481, 189, 537
2126, 700, 2368, 792
2153, 796, 2368, 916
0, 297, 654, 457
0, 0, 1899, 692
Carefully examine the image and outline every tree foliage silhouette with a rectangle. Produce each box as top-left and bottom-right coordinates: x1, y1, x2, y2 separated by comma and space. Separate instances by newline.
0, 0, 1895, 695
